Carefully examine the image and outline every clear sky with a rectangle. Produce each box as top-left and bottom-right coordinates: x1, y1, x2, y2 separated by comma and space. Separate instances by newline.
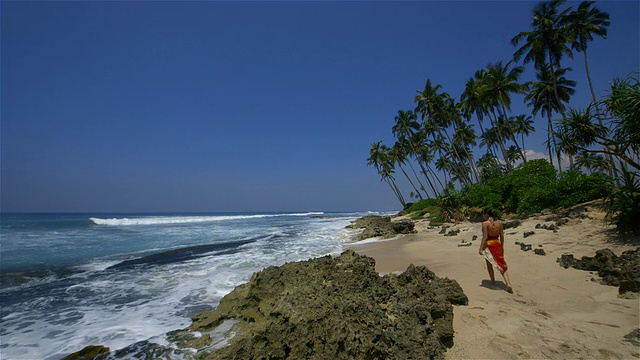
2, 1, 638, 213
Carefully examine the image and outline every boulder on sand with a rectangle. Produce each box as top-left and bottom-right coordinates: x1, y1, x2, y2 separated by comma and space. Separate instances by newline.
184, 250, 467, 359
347, 215, 416, 241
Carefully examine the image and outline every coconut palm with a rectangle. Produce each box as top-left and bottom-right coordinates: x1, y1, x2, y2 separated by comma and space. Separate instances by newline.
512, 0, 573, 110
525, 64, 576, 170
566, 1, 610, 108
566, 1, 612, 175
574, 152, 608, 173
484, 61, 529, 163
414, 140, 443, 197
368, 142, 406, 206
471, 66, 512, 170
452, 123, 480, 182
391, 110, 430, 196
497, 114, 527, 165
511, 114, 536, 161
390, 141, 424, 200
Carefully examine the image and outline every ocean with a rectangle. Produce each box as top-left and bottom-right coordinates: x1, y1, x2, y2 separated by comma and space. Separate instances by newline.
0, 211, 383, 359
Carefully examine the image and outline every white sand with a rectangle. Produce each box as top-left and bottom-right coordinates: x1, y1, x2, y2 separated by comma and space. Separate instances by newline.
347, 204, 640, 359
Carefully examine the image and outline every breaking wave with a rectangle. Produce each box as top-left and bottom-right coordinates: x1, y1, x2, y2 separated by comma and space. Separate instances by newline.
90, 212, 325, 226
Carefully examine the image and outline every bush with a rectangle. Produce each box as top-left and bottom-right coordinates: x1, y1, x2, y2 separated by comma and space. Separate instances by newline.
556, 170, 610, 208
606, 164, 640, 236
404, 199, 438, 213
437, 185, 468, 222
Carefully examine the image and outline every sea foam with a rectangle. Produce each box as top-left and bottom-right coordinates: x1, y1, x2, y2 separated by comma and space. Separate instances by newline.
90, 212, 324, 226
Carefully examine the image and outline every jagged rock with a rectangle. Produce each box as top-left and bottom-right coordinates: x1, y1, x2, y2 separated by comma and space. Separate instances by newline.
444, 229, 460, 237
623, 328, 640, 346
519, 243, 532, 252
523, 231, 535, 238
557, 248, 640, 295
534, 248, 546, 256
555, 218, 569, 226
535, 223, 559, 231
348, 216, 416, 241
188, 250, 468, 359
62, 345, 110, 360
502, 220, 521, 229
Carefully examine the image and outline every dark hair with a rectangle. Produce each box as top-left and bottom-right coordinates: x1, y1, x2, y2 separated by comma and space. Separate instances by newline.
483, 208, 497, 218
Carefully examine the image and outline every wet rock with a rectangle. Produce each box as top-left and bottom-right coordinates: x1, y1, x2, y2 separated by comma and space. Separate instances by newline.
348, 216, 416, 241
62, 345, 110, 360
557, 248, 640, 295
189, 250, 468, 359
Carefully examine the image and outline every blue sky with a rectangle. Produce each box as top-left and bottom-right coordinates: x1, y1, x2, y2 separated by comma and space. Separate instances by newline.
2, 1, 638, 213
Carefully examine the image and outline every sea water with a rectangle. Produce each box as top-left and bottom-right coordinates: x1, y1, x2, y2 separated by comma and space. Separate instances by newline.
0, 211, 382, 359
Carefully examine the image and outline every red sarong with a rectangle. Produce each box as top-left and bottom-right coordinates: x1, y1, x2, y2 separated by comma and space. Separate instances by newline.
483, 239, 508, 272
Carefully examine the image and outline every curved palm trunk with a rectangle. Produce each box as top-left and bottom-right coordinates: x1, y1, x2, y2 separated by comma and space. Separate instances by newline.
520, 133, 528, 162
407, 160, 428, 199
499, 104, 527, 163
583, 49, 615, 178
398, 162, 424, 200
385, 177, 405, 207
404, 138, 435, 198
548, 48, 566, 172
442, 130, 471, 185
476, 118, 499, 161
487, 110, 512, 171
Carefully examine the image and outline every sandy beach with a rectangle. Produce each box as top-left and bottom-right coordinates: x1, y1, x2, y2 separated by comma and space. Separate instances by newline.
347, 204, 640, 359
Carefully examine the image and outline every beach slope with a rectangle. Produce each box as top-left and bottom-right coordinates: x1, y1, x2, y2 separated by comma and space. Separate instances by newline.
348, 204, 640, 359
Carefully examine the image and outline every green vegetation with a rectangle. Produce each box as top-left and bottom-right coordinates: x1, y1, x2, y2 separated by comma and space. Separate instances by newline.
368, 0, 639, 235
606, 164, 640, 237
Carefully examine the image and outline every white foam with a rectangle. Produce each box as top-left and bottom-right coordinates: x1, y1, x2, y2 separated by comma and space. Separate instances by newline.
90, 212, 325, 226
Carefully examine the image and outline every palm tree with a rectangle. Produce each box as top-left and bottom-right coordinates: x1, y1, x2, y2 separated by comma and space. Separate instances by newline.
484, 61, 529, 163
525, 64, 576, 170
415, 80, 470, 184
512, 0, 573, 113
368, 142, 406, 207
566, 1, 610, 109
391, 110, 430, 197
566, 1, 612, 175
574, 151, 609, 173
390, 141, 424, 200
452, 123, 480, 182
511, 114, 536, 161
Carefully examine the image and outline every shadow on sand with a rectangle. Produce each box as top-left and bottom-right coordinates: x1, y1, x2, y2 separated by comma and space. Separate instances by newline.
480, 279, 508, 291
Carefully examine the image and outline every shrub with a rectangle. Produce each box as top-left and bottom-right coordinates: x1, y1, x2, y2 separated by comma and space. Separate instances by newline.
403, 198, 438, 213
556, 170, 610, 208
606, 164, 640, 236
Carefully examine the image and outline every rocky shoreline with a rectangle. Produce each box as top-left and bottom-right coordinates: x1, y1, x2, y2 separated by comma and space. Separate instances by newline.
65, 250, 468, 359
64, 206, 640, 359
